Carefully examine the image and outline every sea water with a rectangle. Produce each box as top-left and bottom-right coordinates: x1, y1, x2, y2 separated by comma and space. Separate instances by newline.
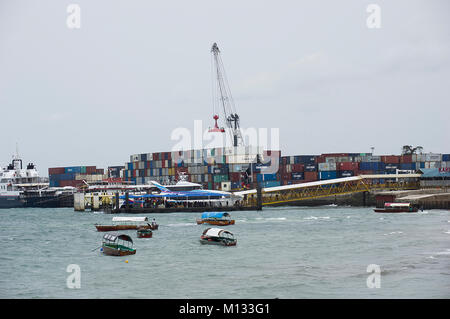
0, 206, 449, 298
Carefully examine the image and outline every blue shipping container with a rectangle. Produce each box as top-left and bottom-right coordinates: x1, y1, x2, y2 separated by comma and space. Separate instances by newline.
257, 173, 278, 182
292, 172, 304, 180
337, 170, 354, 178
442, 154, 450, 161
360, 162, 385, 171
260, 181, 281, 188
304, 164, 317, 172
294, 156, 316, 164
319, 171, 337, 180
65, 167, 81, 174
400, 163, 416, 170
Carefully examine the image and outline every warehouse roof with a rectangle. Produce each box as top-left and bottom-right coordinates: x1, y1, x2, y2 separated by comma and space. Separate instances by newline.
417, 168, 450, 178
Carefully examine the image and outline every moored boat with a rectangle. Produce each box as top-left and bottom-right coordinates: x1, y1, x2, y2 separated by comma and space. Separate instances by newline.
374, 202, 418, 213
196, 212, 235, 226
101, 233, 136, 256
137, 228, 153, 238
95, 216, 158, 231
200, 227, 237, 246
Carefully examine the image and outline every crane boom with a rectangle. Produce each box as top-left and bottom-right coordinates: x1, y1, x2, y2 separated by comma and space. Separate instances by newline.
210, 43, 244, 147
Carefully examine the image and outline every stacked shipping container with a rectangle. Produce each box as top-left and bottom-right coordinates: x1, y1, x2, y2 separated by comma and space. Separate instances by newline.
122, 149, 449, 190
49, 166, 106, 187
122, 147, 281, 190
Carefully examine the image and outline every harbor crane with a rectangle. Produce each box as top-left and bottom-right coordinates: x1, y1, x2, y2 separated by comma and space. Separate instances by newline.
208, 43, 244, 147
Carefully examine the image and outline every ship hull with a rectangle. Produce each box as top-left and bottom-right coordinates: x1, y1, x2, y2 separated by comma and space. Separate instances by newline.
0, 196, 25, 208
23, 194, 74, 208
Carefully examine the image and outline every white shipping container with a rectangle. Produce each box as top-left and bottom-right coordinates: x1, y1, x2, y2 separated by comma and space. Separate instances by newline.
425, 161, 440, 168
318, 162, 336, 171
286, 164, 292, 173
227, 154, 258, 164
425, 153, 442, 162
415, 154, 426, 162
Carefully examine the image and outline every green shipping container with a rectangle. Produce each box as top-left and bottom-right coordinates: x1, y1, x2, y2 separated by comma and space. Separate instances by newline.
213, 174, 228, 183
81, 166, 86, 174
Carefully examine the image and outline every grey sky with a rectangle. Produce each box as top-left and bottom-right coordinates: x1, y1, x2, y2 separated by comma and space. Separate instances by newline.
1, 0, 449, 176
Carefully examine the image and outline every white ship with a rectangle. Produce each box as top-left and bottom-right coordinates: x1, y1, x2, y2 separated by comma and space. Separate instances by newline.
0, 153, 44, 208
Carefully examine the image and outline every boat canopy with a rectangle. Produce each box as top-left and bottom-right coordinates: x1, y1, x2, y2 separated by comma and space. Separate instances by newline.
119, 191, 231, 199
203, 227, 233, 238
112, 216, 148, 222
103, 233, 133, 243
384, 202, 411, 207
201, 212, 230, 219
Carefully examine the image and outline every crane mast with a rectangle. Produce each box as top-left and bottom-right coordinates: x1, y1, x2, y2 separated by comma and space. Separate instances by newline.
210, 43, 244, 147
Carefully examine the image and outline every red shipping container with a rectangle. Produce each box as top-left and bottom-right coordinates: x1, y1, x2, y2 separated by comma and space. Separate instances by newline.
381, 155, 400, 164
322, 153, 349, 157
96, 169, 104, 175
48, 167, 65, 175
86, 166, 97, 174
230, 172, 241, 182
358, 170, 374, 175
304, 171, 318, 181
153, 153, 159, 161
400, 155, 412, 163
336, 162, 359, 171
291, 164, 304, 172
316, 156, 325, 163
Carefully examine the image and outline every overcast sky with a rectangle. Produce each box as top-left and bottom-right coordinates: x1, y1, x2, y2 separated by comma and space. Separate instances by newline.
1, 0, 449, 176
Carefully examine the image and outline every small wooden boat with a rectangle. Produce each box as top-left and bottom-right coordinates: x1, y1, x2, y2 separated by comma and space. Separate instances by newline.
196, 212, 235, 226
95, 216, 158, 231
137, 228, 153, 238
101, 233, 136, 256
200, 228, 237, 246
374, 202, 418, 213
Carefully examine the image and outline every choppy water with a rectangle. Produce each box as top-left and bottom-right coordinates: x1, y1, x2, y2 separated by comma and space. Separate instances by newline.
0, 206, 449, 298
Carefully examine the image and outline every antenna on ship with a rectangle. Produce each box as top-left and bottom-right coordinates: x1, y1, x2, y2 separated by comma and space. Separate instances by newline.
208, 42, 244, 147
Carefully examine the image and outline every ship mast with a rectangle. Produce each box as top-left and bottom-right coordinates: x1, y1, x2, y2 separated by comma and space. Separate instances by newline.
209, 43, 244, 147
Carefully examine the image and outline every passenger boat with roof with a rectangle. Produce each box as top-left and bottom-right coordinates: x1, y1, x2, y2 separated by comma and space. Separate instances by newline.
95, 216, 158, 231
200, 227, 237, 246
374, 202, 418, 213
196, 212, 235, 226
101, 233, 136, 256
